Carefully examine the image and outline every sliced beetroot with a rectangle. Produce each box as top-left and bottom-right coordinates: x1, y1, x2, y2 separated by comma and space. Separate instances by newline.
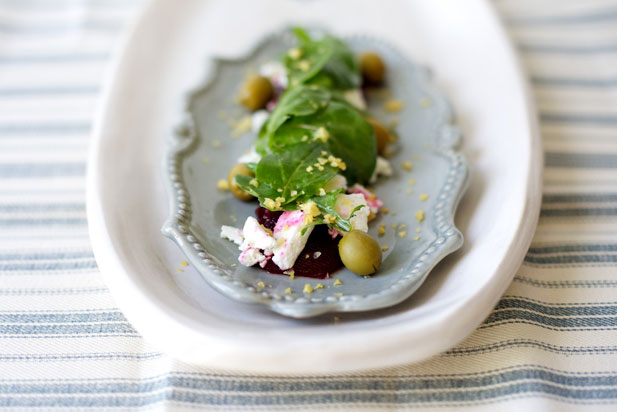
255, 206, 283, 230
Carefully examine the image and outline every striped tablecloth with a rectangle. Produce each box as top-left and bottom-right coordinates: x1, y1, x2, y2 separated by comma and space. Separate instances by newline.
2, 0, 617, 410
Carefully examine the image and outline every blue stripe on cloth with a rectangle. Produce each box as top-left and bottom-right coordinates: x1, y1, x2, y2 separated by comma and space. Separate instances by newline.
505, 6, 617, 25
514, 276, 617, 288
0, 260, 97, 271
0, 163, 85, 177
532, 76, 617, 87
0, 218, 87, 227
540, 208, 617, 217
528, 244, 617, 253
0, 122, 90, 135
495, 298, 617, 316
540, 113, 617, 126
520, 43, 617, 54
483, 311, 617, 330
0, 203, 84, 212
0, 311, 125, 323
0, 251, 93, 260
543, 194, 617, 203
0, 323, 137, 336
2, 369, 617, 406
545, 152, 617, 168
0, 86, 99, 97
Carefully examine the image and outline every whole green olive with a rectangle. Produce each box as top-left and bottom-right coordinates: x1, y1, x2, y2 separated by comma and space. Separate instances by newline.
338, 230, 382, 276
367, 117, 394, 155
359, 52, 386, 85
228, 163, 254, 201
238, 75, 274, 111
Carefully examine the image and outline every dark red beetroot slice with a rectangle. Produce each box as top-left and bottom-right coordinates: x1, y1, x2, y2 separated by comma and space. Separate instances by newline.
255, 207, 343, 279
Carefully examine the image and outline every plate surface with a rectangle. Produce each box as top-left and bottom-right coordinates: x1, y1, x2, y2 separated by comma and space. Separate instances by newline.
161, 29, 468, 318
87, 0, 541, 373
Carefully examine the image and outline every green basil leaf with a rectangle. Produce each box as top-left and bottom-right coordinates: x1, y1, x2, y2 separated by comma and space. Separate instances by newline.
269, 99, 376, 184
254, 144, 338, 208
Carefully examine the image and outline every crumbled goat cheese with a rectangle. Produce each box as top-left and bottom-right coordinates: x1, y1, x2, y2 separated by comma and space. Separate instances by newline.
260, 61, 288, 89
334, 193, 370, 232
369, 156, 393, 184
239, 217, 277, 254
239, 248, 266, 266
350, 184, 384, 214
251, 110, 269, 133
272, 210, 314, 270
323, 174, 347, 192
220, 225, 243, 245
237, 147, 261, 165
343, 89, 367, 110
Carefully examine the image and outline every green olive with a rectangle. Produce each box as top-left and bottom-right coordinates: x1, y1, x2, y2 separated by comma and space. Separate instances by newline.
367, 118, 394, 155
338, 230, 382, 276
359, 52, 386, 85
228, 163, 254, 201
238, 75, 274, 111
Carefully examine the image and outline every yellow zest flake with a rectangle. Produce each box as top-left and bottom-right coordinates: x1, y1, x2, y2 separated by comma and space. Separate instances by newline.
285, 288, 292, 295
415, 210, 425, 222
290, 190, 298, 197
398, 224, 407, 230
381, 207, 390, 214
324, 214, 336, 224
398, 231, 407, 238
306, 165, 314, 173
333, 316, 340, 324
327, 155, 347, 170
301, 135, 309, 142
319, 188, 326, 196
408, 178, 416, 185
301, 201, 321, 219
317, 157, 328, 165
315, 164, 325, 171
275, 196, 285, 204
303, 284, 314, 294
217, 179, 229, 190
385, 99, 404, 112
180, 260, 188, 267
230, 116, 252, 137
419, 194, 429, 201
321, 150, 328, 156
202, 157, 210, 164
263, 198, 281, 210
231, 263, 237, 267
406, 189, 413, 195
257, 281, 265, 288
378, 223, 386, 236
249, 178, 259, 187
420, 97, 432, 107
381, 245, 389, 251
230, 215, 238, 222
305, 254, 310, 259
288, 47, 302, 60
416, 228, 421, 233
313, 127, 330, 143
413, 236, 420, 241
391, 224, 397, 230
333, 279, 343, 286
277, 188, 283, 193
315, 283, 324, 290
176, 268, 184, 272
211, 139, 222, 148
401, 161, 413, 171
297, 60, 311, 71
335, 292, 343, 297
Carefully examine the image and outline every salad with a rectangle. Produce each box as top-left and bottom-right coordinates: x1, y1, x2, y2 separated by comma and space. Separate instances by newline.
219, 28, 396, 278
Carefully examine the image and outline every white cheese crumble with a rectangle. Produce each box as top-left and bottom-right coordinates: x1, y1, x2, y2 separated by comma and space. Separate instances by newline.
343, 89, 367, 110
239, 248, 266, 267
220, 225, 243, 245
272, 210, 314, 270
237, 147, 261, 165
335, 193, 370, 232
369, 156, 393, 184
323, 174, 347, 192
251, 110, 269, 133
239, 217, 277, 254
260, 61, 288, 89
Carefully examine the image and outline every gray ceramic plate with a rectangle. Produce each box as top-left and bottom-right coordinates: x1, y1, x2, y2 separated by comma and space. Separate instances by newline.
161, 29, 469, 318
